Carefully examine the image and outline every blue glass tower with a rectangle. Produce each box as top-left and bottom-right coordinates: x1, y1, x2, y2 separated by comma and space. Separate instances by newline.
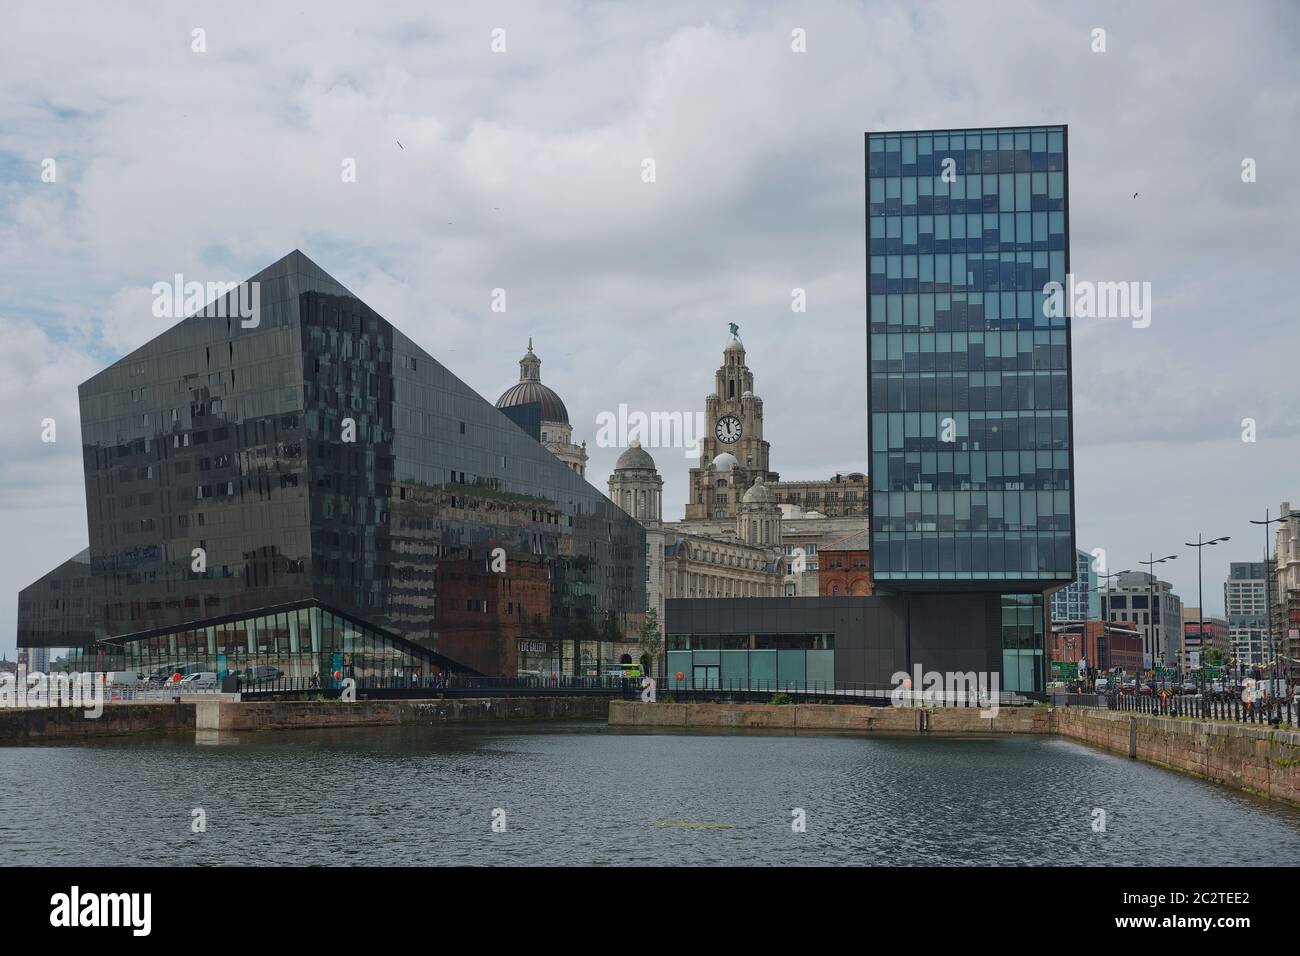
866, 126, 1076, 691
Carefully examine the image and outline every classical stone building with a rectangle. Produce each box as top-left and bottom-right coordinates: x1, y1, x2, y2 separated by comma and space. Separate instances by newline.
663, 535, 783, 600
1271, 502, 1300, 673
772, 473, 868, 518
685, 332, 779, 520
603, 328, 874, 671
608, 441, 667, 644
645, 329, 873, 600
495, 340, 588, 477
613, 441, 780, 615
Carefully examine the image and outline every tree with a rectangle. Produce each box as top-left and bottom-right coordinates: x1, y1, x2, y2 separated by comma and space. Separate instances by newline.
638, 608, 663, 679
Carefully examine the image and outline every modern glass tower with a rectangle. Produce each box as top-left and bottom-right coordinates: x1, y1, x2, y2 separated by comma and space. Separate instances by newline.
866, 126, 1076, 691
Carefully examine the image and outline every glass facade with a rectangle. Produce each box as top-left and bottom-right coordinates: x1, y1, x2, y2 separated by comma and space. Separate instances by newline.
665, 633, 835, 691
27, 250, 645, 676
1000, 593, 1044, 692
867, 127, 1075, 584
106, 603, 438, 686
1050, 547, 1100, 621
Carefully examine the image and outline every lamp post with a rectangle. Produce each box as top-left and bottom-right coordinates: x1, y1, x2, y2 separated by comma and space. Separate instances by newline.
1248, 508, 1300, 722
1139, 553, 1178, 703
1184, 534, 1230, 698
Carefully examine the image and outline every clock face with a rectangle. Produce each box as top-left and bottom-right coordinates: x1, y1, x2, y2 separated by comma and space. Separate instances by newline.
715, 415, 742, 444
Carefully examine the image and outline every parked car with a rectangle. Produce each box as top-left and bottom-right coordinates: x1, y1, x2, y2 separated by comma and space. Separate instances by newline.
101, 671, 141, 685
179, 672, 218, 690
144, 662, 203, 684
236, 665, 283, 686
1093, 678, 1110, 693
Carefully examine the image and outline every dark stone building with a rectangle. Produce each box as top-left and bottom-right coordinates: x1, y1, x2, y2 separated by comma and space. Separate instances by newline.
17, 250, 645, 679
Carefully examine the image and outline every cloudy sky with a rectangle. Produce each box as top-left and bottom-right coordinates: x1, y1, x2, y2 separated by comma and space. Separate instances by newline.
2, 1, 1298, 658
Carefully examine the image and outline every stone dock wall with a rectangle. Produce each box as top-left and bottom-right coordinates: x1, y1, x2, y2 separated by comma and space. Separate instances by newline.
610, 700, 1300, 806
0, 696, 608, 742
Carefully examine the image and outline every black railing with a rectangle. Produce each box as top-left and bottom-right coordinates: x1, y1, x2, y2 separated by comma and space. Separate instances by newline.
1098, 691, 1297, 726
645, 679, 1039, 706
234, 674, 640, 698
233, 674, 1043, 706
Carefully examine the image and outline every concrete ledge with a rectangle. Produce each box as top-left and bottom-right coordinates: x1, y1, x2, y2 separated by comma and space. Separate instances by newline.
0, 696, 610, 741
608, 700, 1049, 734
195, 696, 610, 732
0, 702, 195, 743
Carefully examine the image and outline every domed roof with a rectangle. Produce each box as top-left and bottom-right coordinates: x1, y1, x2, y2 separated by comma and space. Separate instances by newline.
614, 440, 657, 471
496, 340, 569, 424
742, 481, 776, 504
725, 337, 744, 352
711, 452, 738, 471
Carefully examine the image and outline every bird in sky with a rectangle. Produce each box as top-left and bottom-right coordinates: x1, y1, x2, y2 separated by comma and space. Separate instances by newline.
396, 140, 404, 150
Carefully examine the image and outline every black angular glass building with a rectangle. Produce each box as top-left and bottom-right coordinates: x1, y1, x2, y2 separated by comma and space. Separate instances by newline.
866, 127, 1077, 692
18, 251, 645, 680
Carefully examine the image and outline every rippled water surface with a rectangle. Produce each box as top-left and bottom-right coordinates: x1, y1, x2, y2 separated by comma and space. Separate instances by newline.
2, 721, 1298, 865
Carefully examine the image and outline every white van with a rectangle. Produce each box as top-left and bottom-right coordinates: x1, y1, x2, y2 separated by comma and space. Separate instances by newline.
179, 672, 218, 690
102, 671, 141, 685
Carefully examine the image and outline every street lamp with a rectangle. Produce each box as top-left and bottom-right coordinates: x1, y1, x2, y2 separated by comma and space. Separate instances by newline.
1248, 508, 1300, 722
1184, 534, 1230, 698
1139, 553, 1178, 702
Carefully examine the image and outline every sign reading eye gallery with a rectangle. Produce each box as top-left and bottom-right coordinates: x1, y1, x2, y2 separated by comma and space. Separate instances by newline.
518, 641, 560, 654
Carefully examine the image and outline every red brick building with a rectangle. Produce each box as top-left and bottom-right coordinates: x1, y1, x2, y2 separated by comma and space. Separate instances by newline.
818, 530, 873, 597
1050, 620, 1143, 674
432, 549, 551, 677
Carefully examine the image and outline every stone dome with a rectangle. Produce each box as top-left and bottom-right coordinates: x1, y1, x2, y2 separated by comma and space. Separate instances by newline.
725, 337, 744, 352
614, 440, 657, 471
711, 452, 738, 471
495, 340, 569, 424
742, 482, 776, 505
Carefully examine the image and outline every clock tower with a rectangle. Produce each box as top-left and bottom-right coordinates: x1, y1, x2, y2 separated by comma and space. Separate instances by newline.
685, 330, 779, 519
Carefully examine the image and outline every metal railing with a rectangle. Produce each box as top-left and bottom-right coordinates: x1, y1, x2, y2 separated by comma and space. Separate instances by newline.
234, 674, 1041, 706
1105, 691, 1297, 726
235, 673, 641, 698
93, 683, 228, 703
648, 679, 1037, 706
